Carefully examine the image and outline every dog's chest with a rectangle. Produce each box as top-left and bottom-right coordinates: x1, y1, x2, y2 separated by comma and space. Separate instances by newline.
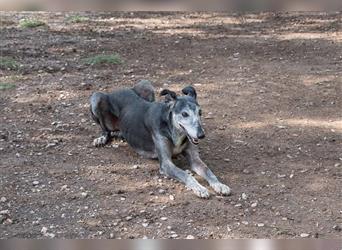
172, 135, 188, 155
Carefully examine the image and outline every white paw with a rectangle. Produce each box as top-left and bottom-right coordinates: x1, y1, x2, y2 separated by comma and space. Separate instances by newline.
191, 184, 210, 199
211, 182, 231, 196
93, 136, 108, 147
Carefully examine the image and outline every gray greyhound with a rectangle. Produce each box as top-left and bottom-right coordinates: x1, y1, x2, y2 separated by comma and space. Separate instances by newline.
90, 80, 155, 146
90, 84, 231, 198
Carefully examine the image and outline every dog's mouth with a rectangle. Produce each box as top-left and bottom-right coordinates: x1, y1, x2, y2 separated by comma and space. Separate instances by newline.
179, 124, 199, 145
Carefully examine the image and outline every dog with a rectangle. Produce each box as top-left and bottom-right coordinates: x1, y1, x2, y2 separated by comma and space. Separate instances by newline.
91, 84, 231, 198
90, 80, 155, 146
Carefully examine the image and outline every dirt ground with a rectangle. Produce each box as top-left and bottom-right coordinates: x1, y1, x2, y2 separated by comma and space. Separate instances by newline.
0, 12, 342, 239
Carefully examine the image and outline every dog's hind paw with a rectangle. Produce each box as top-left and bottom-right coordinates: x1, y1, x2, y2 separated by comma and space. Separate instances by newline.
211, 182, 231, 196
192, 185, 210, 199
93, 136, 108, 147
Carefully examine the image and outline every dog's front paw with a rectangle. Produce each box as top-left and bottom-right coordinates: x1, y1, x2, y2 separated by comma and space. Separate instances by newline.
211, 182, 231, 196
93, 136, 108, 147
192, 185, 210, 199
110, 131, 125, 140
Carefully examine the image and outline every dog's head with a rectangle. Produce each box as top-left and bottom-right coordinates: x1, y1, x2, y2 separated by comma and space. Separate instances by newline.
160, 86, 204, 145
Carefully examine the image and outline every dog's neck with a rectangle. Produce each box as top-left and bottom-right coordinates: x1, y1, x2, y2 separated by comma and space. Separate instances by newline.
168, 110, 187, 147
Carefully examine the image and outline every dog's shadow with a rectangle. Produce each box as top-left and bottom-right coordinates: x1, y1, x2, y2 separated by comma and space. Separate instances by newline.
171, 154, 190, 170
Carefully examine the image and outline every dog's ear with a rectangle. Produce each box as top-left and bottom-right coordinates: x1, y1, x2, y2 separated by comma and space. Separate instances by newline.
182, 86, 197, 100
160, 89, 177, 102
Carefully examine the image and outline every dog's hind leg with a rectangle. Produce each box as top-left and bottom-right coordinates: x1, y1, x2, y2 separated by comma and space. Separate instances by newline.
154, 135, 210, 198
90, 92, 120, 147
184, 143, 231, 196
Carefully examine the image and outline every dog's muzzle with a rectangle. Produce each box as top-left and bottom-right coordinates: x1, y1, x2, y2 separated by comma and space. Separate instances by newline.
197, 128, 205, 139
179, 124, 205, 145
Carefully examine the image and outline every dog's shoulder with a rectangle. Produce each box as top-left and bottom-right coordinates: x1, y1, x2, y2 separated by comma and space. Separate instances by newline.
144, 102, 172, 139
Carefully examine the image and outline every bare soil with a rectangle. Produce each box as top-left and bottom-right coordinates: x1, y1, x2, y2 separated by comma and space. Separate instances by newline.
0, 12, 341, 239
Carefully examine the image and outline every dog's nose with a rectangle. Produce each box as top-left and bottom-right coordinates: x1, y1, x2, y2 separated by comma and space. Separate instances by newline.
197, 130, 205, 139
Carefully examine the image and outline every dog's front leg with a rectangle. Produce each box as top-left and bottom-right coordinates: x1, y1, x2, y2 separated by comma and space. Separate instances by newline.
154, 135, 210, 198
184, 143, 231, 195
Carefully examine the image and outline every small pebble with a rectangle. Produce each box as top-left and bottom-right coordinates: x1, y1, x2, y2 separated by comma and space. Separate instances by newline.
81, 192, 88, 198
142, 223, 149, 228
171, 234, 178, 238
0, 197, 7, 203
0, 210, 9, 215
41, 227, 48, 234
169, 195, 175, 201
257, 223, 265, 227
160, 217, 168, 221
126, 216, 133, 221
251, 202, 258, 208
159, 189, 165, 194
300, 233, 310, 238
4, 218, 13, 225
241, 193, 248, 200
32, 181, 40, 186
186, 235, 195, 239
46, 143, 56, 148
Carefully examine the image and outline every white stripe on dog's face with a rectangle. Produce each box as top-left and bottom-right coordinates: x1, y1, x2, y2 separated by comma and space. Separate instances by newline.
172, 97, 204, 140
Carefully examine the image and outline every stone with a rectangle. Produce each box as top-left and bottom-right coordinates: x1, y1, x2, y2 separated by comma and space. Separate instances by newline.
251, 202, 258, 208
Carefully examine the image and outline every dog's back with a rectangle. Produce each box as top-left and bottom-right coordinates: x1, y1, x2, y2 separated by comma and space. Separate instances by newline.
90, 80, 156, 147
119, 99, 169, 158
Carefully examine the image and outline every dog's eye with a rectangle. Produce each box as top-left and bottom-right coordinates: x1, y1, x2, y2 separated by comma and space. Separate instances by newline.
182, 112, 189, 118
199, 110, 202, 116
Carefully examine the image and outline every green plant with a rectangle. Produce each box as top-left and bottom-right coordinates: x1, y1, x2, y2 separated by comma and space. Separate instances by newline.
19, 18, 45, 28
0, 83, 16, 90
67, 15, 89, 23
84, 54, 122, 66
0, 57, 18, 70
